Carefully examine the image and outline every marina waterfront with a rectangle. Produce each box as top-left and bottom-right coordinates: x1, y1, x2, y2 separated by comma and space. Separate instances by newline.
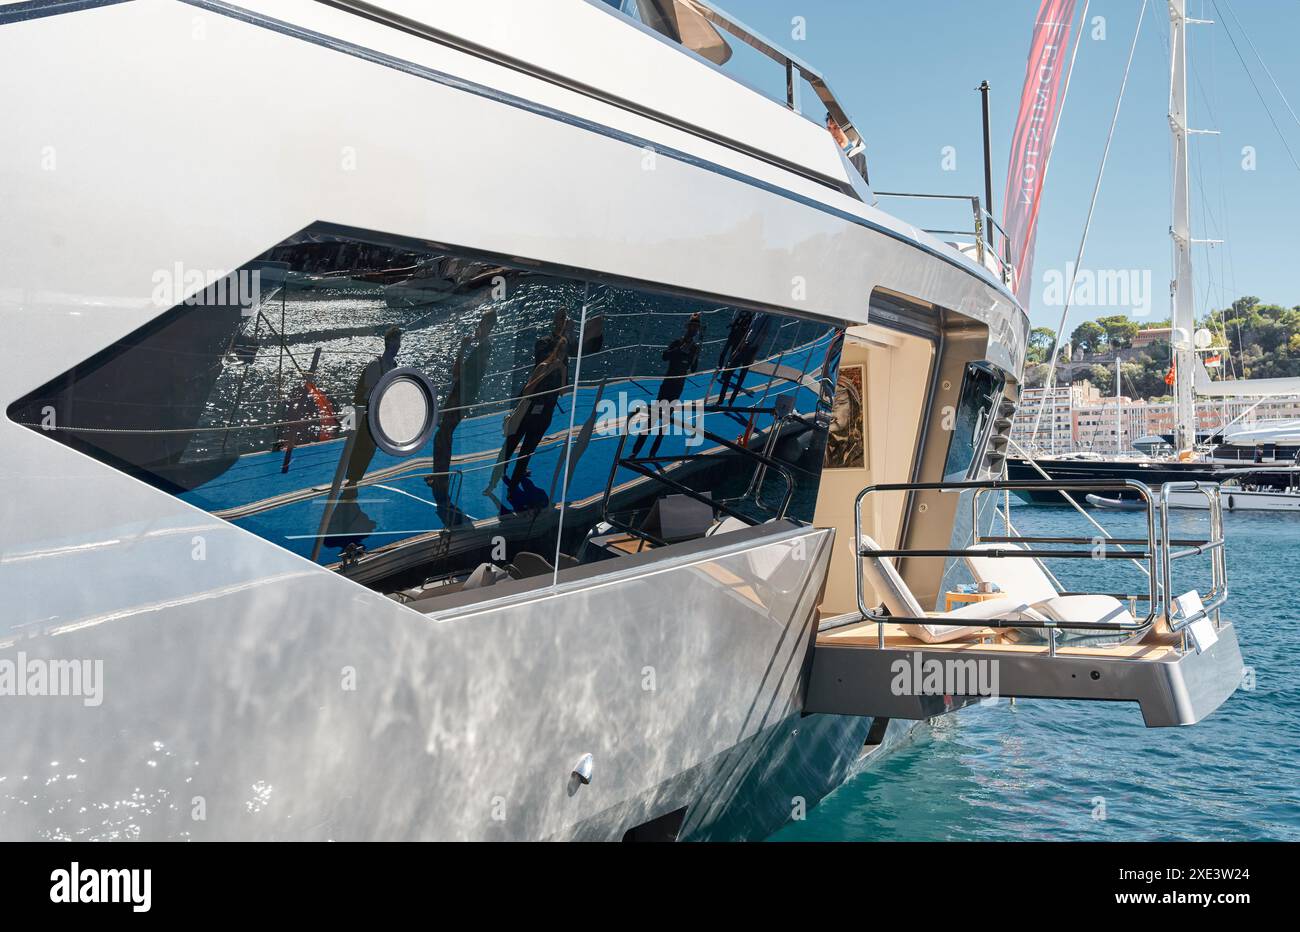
774, 503, 1298, 841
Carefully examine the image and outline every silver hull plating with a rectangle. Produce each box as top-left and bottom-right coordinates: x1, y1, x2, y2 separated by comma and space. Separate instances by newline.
0, 0, 1029, 841
0, 524, 882, 840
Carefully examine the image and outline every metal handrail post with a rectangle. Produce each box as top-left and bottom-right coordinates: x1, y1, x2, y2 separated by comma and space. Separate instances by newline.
1159, 481, 1229, 643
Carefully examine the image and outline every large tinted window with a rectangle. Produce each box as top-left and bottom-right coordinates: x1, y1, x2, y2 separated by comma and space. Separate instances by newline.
10, 223, 843, 599
943, 363, 1005, 481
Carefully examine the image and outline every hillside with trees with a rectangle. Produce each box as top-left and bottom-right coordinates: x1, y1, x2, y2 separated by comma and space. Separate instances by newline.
1023, 297, 1300, 400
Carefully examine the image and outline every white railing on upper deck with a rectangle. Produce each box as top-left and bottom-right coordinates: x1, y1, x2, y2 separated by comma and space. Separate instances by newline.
874, 191, 1017, 290
603, 1, 867, 173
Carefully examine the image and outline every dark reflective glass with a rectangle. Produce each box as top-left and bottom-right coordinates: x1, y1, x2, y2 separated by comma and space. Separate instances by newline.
939, 362, 1007, 598
10, 222, 843, 599
943, 363, 1004, 482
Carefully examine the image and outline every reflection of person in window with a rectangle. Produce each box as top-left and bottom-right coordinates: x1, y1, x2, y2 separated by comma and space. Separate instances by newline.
486, 309, 570, 491
713, 309, 753, 402
714, 312, 772, 406
632, 313, 702, 460
342, 325, 401, 499
427, 309, 496, 509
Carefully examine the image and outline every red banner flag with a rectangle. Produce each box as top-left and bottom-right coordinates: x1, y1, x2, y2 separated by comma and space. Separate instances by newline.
1002, 0, 1079, 307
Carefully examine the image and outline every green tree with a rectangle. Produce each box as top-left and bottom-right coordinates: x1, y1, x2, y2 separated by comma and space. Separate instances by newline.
1027, 326, 1057, 364
1097, 314, 1139, 350
1071, 320, 1106, 357
1023, 362, 1050, 387
1086, 364, 1114, 395
1202, 296, 1300, 380
1049, 299, 1300, 400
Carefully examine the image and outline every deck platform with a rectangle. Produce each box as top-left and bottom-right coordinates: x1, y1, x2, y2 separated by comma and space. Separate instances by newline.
806, 619, 1243, 727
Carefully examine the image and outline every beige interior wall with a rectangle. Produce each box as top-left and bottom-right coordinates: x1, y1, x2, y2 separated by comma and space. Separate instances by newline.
897, 324, 990, 608
814, 324, 934, 615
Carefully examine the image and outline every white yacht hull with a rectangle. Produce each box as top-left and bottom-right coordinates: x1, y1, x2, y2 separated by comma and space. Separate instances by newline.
1, 520, 873, 840
1169, 488, 1300, 511
0, 0, 1025, 840
1091, 488, 1300, 511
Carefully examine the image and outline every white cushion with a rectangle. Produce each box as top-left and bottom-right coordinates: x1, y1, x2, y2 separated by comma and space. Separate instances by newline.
858, 535, 924, 615
1032, 594, 1135, 628
860, 535, 991, 644
943, 597, 1040, 622
906, 624, 985, 645
964, 543, 1058, 604
911, 601, 1042, 643
914, 598, 1041, 643
707, 516, 750, 537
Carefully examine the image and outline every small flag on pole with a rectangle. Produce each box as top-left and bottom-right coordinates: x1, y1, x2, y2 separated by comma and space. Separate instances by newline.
1164, 362, 1176, 386
1204, 353, 1222, 368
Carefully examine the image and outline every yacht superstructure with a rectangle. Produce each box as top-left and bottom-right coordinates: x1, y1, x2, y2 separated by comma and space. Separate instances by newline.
0, 0, 1240, 841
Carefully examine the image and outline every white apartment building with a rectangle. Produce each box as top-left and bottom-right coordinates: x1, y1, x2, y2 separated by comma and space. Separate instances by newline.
1012, 384, 1300, 455
1073, 397, 1145, 453
1011, 381, 1099, 454
1136, 397, 1300, 441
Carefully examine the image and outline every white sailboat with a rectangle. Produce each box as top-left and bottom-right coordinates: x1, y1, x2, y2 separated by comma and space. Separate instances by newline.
1082, 0, 1300, 512
1168, 474, 1300, 510
1090, 466, 1300, 510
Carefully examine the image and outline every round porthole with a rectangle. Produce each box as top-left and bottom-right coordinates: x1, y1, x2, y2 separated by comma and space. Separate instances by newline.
366, 367, 438, 457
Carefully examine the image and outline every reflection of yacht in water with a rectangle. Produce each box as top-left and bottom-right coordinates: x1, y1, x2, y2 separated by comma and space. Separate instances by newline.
1, 0, 1242, 841
383, 256, 501, 309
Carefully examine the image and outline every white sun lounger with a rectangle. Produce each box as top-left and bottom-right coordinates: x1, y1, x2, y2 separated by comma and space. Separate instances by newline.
858, 535, 1037, 643
963, 543, 1137, 630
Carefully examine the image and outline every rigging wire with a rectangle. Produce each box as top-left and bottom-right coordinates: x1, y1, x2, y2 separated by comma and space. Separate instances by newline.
1211, 0, 1300, 172
1205, 19, 1243, 380
1027, 0, 1150, 444
1215, 0, 1300, 132
1169, 3, 1247, 379
1213, 0, 1274, 382
1191, 5, 1245, 379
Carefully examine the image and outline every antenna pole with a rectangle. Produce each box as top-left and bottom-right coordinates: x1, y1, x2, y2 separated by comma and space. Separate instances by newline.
979, 80, 994, 247
1117, 356, 1123, 454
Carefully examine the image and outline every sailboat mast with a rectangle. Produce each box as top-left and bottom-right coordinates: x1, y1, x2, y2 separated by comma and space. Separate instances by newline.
1117, 356, 1123, 454
1169, 0, 1197, 452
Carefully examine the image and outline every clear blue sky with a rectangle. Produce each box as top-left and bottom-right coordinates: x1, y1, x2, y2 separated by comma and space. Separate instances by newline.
722, 0, 1298, 334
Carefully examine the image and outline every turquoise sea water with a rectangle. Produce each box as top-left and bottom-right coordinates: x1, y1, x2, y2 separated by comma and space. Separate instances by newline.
772, 504, 1300, 841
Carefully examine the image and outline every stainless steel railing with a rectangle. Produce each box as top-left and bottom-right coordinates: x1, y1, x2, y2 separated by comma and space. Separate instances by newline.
1159, 481, 1228, 646
599, 412, 796, 547
874, 192, 1017, 287
678, 0, 866, 150
853, 478, 1229, 655
603, 0, 869, 188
